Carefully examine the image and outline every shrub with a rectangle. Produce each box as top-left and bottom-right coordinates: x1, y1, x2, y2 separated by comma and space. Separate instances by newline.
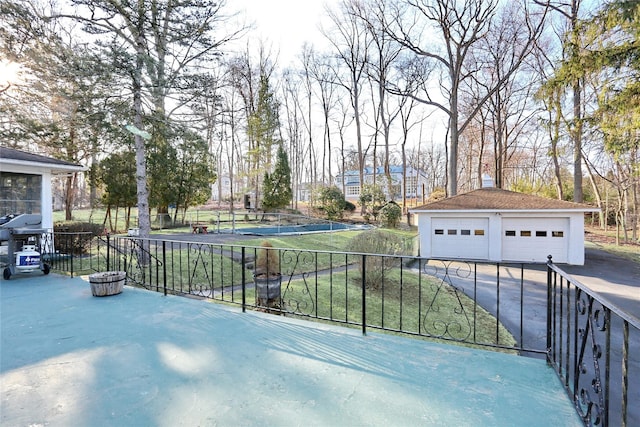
359, 184, 386, 219
379, 201, 402, 228
53, 222, 105, 255
347, 229, 404, 290
428, 188, 446, 202
313, 185, 346, 220
344, 200, 356, 213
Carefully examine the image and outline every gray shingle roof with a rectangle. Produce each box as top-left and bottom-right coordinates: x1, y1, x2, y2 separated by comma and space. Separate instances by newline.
412, 187, 598, 211
1, 146, 83, 170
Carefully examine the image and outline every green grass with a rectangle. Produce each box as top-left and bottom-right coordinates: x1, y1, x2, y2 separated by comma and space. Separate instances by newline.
585, 241, 640, 264
240, 229, 417, 253
243, 268, 516, 350
53, 207, 237, 233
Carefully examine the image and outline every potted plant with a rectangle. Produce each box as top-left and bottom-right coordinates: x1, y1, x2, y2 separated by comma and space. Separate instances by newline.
253, 240, 282, 309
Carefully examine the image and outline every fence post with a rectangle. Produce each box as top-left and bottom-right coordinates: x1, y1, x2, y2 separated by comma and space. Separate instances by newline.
241, 247, 246, 313
162, 241, 167, 296
362, 254, 367, 335
546, 255, 553, 359
69, 235, 74, 277
106, 234, 111, 272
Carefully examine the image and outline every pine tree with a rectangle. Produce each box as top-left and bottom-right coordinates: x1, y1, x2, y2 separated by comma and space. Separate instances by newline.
262, 143, 292, 212
247, 73, 281, 206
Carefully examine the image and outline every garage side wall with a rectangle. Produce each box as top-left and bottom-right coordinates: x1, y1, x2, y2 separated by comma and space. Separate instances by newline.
416, 214, 432, 258
568, 213, 586, 265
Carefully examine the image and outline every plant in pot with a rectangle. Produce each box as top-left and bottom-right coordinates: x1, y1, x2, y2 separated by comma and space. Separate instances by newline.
253, 240, 282, 309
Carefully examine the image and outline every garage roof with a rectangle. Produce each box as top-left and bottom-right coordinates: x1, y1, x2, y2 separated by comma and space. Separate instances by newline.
411, 187, 598, 212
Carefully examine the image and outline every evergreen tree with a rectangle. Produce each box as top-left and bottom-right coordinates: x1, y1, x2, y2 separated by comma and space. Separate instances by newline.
247, 73, 281, 205
582, 0, 639, 154
58, 0, 241, 237
262, 143, 292, 212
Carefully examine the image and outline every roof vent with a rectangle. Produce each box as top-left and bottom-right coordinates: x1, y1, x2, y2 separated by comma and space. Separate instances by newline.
481, 173, 494, 188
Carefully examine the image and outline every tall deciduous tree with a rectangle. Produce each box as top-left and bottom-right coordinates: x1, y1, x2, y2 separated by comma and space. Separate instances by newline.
323, 0, 370, 211
380, 0, 547, 196
464, 1, 543, 189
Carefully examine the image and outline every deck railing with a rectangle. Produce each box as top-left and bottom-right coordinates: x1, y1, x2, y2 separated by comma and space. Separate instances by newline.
45, 232, 638, 427
547, 258, 639, 427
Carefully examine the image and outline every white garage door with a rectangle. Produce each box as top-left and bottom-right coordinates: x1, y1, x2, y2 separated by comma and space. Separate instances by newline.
501, 217, 569, 263
431, 217, 489, 260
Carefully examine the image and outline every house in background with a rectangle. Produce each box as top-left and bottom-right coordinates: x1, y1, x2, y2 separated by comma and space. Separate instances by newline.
0, 146, 84, 230
410, 175, 599, 265
334, 166, 429, 202
210, 174, 233, 202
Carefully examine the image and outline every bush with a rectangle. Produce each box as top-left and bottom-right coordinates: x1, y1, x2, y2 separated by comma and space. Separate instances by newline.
347, 229, 404, 290
428, 188, 446, 202
313, 185, 346, 220
359, 184, 386, 219
379, 201, 402, 228
54, 222, 105, 255
344, 200, 356, 213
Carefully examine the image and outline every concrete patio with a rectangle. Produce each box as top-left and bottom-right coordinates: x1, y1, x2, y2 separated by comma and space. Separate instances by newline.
1, 274, 581, 426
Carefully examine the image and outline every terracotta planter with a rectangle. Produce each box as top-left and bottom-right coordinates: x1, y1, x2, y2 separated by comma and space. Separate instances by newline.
89, 271, 126, 297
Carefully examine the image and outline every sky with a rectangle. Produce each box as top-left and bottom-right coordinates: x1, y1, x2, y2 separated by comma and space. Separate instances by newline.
232, 0, 339, 66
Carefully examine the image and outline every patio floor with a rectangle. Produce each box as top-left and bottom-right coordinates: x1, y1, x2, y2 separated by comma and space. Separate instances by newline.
1, 274, 581, 427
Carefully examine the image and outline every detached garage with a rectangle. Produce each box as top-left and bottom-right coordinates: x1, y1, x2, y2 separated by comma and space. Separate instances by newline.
410, 179, 598, 265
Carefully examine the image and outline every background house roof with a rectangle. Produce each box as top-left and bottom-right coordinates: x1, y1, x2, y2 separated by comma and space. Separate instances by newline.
0, 146, 84, 173
411, 187, 598, 212
337, 165, 426, 178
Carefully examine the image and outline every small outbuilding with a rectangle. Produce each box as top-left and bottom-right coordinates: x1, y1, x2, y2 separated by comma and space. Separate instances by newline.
410, 176, 599, 265
1, 146, 85, 230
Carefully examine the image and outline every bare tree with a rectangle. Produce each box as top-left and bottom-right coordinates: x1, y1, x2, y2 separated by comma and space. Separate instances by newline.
463, 1, 544, 189
333, 94, 355, 196
306, 48, 339, 184
322, 0, 371, 211
280, 68, 306, 208
379, 0, 548, 196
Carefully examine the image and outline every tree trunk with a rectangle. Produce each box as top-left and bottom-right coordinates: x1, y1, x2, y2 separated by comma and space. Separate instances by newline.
133, 0, 151, 241
64, 173, 76, 221
572, 78, 583, 202
447, 117, 459, 196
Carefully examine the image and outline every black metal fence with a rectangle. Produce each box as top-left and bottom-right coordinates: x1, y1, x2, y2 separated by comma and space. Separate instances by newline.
547, 260, 639, 427
46, 232, 638, 427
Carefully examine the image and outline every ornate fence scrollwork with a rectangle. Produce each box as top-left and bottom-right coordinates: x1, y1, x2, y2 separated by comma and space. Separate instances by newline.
186, 243, 214, 296
280, 249, 316, 316
421, 260, 473, 341
575, 288, 608, 426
